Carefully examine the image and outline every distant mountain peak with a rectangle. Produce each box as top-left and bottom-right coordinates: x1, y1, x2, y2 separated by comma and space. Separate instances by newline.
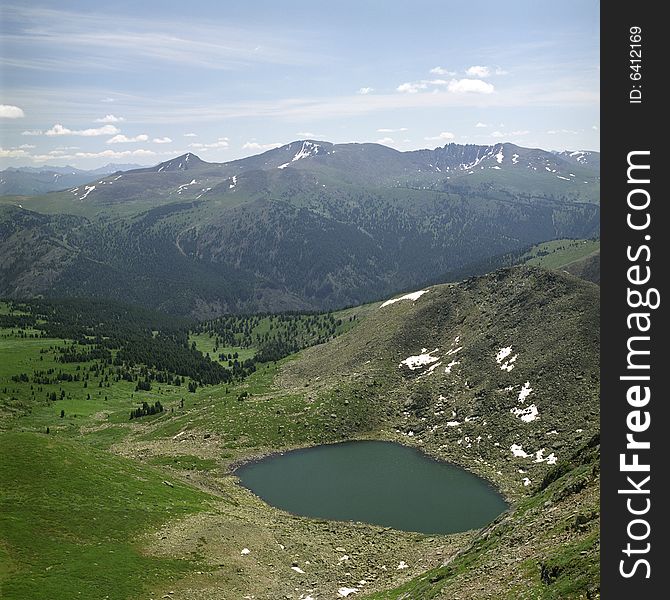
153, 152, 205, 173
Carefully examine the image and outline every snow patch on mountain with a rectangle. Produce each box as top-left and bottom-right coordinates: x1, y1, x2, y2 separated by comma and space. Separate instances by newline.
292, 141, 321, 162
380, 289, 428, 307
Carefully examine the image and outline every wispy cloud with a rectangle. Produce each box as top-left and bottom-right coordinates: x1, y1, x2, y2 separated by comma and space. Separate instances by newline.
0, 104, 25, 118
189, 137, 229, 150
425, 131, 456, 141
475, 122, 488, 128
465, 65, 491, 78
46, 123, 121, 136
0, 147, 29, 157
107, 133, 149, 144
430, 66, 456, 76
377, 127, 408, 133
357, 87, 374, 95
153, 137, 172, 144
376, 137, 395, 145
183, 132, 197, 137
95, 114, 124, 123
447, 79, 494, 94
2, 5, 322, 73
396, 82, 428, 94
242, 141, 283, 151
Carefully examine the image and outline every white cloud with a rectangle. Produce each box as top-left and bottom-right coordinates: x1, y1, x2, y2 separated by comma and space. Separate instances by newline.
447, 79, 494, 94
0, 147, 29, 157
511, 130, 530, 136
242, 141, 282, 151
21, 129, 43, 136
592, 125, 599, 130
95, 114, 124, 123
396, 82, 428, 94
430, 66, 455, 76
183, 132, 197, 137
101, 97, 115, 103
153, 137, 173, 144
495, 67, 509, 75
297, 131, 316, 137
357, 87, 374, 95
46, 123, 121, 136
0, 105, 25, 118
547, 129, 579, 135
106, 133, 149, 144
377, 127, 408, 133
475, 122, 488, 128
491, 131, 505, 138
189, 137, 229, 150
465, 65, 491, 78
376, 137, 395, 145
425, 131, 456, 141
19, 144, 36, 149
29, 148, 157, 162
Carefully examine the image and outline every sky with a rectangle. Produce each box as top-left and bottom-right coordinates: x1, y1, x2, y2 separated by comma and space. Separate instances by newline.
0, 0, 600, 170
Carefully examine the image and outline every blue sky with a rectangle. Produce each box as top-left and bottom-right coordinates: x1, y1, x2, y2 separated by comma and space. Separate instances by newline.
0, 0, 599, 169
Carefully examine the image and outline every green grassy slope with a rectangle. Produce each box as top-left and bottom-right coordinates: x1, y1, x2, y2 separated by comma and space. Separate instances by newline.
0, 432, 212, 600
521, 239, 600, 269
0, 266, 600, 599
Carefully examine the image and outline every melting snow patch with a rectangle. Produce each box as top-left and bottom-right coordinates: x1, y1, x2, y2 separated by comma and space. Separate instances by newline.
293, 141, 321, 162
338, 588, 358, 597
241, 548, 250, 555
446, 421, 461, 427
491, 165, 501, 170
556, 175, 570, 181
445, 360, 460, 374
522, 478, 532, 487
495, 148, 504, 163
397, 561, 409, 570
511, 404, 539, 422
277, 162, 290, 169
512, 153, 519, 164
79, 185, 96, 200
399, 348, 440, 370
423, 361, 443, 376
511, 444, 530, 458
229, 175, 238, 189
547, 430, 558, 436
380, 289, 428, 308
518, 381, 533, 403
534, 449, 557, 464
291, 566, 305, 574
496, 347, 513, 363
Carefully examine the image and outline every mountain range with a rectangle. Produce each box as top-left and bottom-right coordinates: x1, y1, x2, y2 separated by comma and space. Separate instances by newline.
0, 163, 144, 196
0, 140, 599, 316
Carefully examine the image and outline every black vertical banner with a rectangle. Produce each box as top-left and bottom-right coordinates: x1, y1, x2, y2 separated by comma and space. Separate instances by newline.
601, 3, 666, 596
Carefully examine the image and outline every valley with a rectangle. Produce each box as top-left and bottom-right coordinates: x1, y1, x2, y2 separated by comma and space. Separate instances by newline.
0, 265, 599, 599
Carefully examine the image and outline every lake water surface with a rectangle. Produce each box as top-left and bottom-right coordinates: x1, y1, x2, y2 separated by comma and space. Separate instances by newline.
235, 440, 507, 534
